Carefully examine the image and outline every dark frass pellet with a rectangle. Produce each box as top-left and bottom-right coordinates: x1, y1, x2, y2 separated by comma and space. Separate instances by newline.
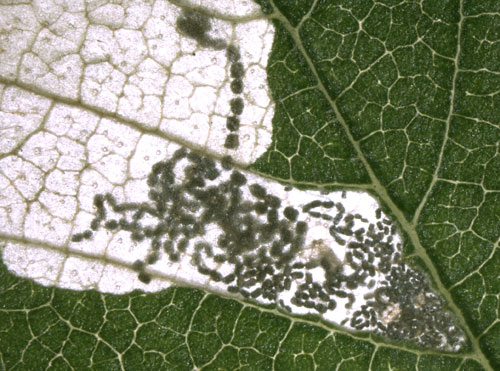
265, 195, 281, 208
333, 234, 346, 246
316, 303, 327, 314
144, 227, 155, 238
131, 231, 145, 242
209, 270, 223, 282
230, 62, 244, 78
223, 274, 235, 284
138, 272, 151, 284
336, 203, 345, 213
132, 260, 144, 271
230, 79, 243, 94
163, 240, 174, 253
71, 233, 83, 243
243, 278, 257, 287
226, 116, 240, 131
254, 201, 267, 214
249, 184, 267, 199
198, 265, 210, 275
267, 208, 278, 224
296, 221, 308, 235
104, 193, 116, 206
169, 252, 180, 262
279, 227, 293, 244
230, 171, 247, 186
103, 219, 118, 230
240, 289, 250, 298
335, 290, 348, 298
319, 291, 330, 301
264, 265, 274, 274
328, 300, 336, 310
354, 227, 365, 235
308, 287, 318, 299
292, 262, 305, 269
208, 37, 227, 50
291, 271, 304, 279
303, 200, 322, 212
200, 155, 215, 169
90, 218, 100, 231
82, 230, 93, 239
221, 155, 233, 170
243, 255, 255, 267
151, 161, 164, 175
176, 9, 211, 44
146, 252, 159, 265
270, 241, 283, 257
177, 238, 188, 252
345, 278, 358, 290
214, 254, 226, 263
93, 194, 104, 208
173, 147, 188, 159
96, 208, 105, 221
250, 288, 262, 298
230, 97, 244, 115
304, 301, 315, 309
226, 44, 241, 62
224, 134, 239, 149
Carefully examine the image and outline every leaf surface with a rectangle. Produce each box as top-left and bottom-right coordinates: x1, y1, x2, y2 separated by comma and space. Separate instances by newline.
0, 0, 499, 370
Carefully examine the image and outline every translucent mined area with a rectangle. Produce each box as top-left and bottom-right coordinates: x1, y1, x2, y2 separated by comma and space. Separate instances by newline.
8, 143, 463, 351
0, 0, 470, 355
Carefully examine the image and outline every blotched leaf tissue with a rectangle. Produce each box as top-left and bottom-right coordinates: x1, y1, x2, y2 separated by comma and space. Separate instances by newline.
1, 0, 499, 369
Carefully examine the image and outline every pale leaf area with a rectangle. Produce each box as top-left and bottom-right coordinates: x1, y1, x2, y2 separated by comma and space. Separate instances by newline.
0, 0, 475, 360
1, 0, 274, 164
0, 83, 465, 351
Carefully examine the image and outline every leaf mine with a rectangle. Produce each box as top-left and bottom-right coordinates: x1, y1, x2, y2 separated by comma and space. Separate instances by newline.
63, 145, 465, 351
0, 0, 483, 364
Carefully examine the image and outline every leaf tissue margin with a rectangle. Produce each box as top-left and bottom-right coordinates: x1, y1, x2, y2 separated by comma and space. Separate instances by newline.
0, 0, 498, 367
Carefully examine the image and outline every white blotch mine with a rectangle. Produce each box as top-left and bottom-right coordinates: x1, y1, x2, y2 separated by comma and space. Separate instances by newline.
0, 101, 466, 350
0, 1, 465, 353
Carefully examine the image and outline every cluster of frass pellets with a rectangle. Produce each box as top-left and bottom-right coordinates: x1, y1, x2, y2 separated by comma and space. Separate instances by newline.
71, 8, 466, 352
175, 9, 244, 150
223, 45, 244, 149
73, 146, 465, 351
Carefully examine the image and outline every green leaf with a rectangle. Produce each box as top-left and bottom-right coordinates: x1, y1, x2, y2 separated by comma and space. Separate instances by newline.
0, 0, 499, 370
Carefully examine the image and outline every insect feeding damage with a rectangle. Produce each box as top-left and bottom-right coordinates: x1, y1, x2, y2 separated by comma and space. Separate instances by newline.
73, 146, 466, 352
176, 8, 246, 151
71, 3, 463, 354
